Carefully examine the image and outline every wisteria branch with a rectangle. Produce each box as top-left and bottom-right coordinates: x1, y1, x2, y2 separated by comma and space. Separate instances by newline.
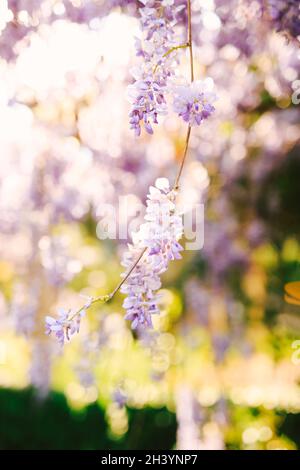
72, 0, 195, 317
45, 0, 216, 343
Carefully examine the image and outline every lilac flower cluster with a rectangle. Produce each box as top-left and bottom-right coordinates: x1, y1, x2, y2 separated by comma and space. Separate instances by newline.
121, 177, 183, 329
128, 0, 184, 136
45, 306, 87, 346
173, 79, 216, 126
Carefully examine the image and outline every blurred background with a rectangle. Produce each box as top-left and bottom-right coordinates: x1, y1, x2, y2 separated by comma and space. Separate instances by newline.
0, 0, 300, 450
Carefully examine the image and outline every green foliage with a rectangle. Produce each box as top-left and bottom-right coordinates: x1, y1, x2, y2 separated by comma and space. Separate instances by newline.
0, 388, 176, 450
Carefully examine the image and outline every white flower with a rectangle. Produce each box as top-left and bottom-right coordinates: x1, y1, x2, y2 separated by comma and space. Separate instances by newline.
173, 78, 217, 126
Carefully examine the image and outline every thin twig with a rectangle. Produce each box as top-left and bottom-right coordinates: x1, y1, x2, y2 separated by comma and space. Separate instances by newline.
153, 43, 189, 75
110, 247, 147, 298
173, 0, 194, 191
67, 247, 147, 322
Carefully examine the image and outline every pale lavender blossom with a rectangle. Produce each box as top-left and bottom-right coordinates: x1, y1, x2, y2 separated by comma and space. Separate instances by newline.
128, 0, 184, 135
121, 177, 183, 329
173, 78, 217, 126
121, 245, 162, 329
45, 307, 85, 346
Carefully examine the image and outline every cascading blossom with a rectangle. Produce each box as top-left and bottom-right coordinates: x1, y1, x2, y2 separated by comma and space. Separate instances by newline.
173, 78, 217, 126
120, 177, 183, 329
45, 303, 89, 346
128, 0, 184, 136
266, 0, 300, 39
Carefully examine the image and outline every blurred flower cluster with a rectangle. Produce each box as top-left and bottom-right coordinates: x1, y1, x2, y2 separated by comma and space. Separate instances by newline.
0, 0, 300, 450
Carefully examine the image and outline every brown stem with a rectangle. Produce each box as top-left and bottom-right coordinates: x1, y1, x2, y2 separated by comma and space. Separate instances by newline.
187, 0, 194, 82
173, 0, 194, 191
173, 125, 191, 191
109, 247, 147, 298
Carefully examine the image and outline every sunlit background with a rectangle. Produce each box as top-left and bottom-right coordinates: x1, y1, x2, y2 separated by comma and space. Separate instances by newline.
0, 0, 300, 450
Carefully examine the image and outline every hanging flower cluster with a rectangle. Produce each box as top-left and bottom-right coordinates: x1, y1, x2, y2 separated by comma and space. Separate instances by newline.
128, 0, 184, 136
173, 78, 217, 126
128, 0, 217, 135
45, 299, 91, 346
120, 177, 183, 329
